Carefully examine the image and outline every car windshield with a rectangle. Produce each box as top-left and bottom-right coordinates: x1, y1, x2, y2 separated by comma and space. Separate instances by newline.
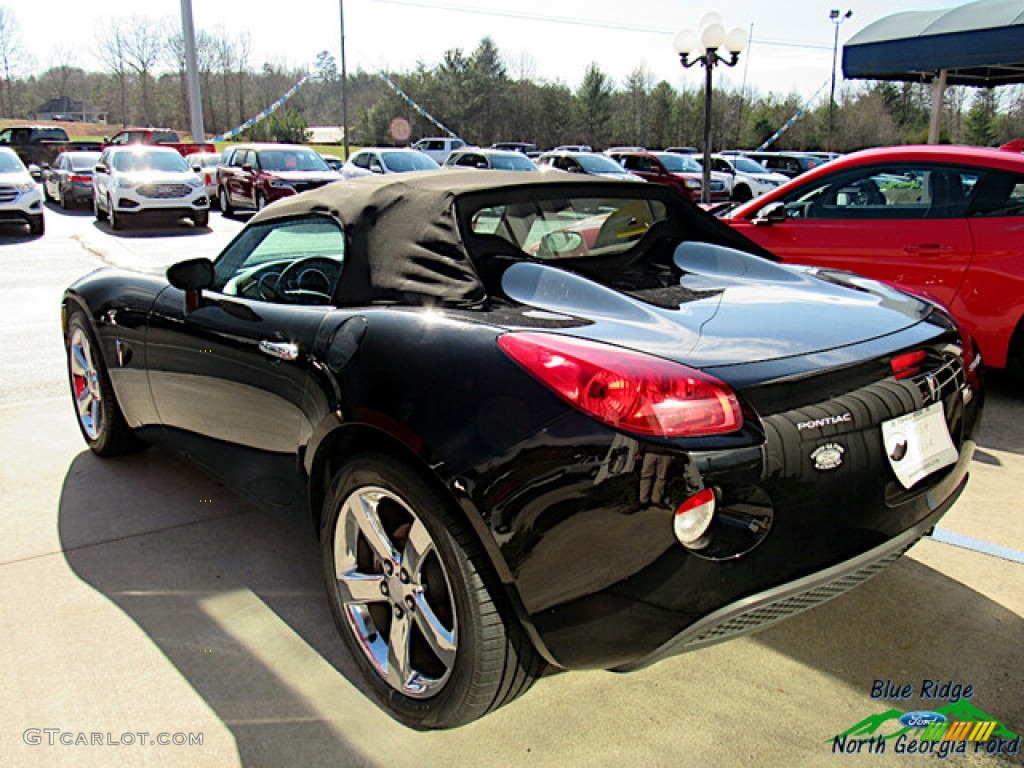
577, 154, 630, 174
732, 157, 770, 174
490, 154, 537, 171
112, 151, 190, 173
381, 152, 441, 172
0, 151, 25, 172
69, 153, 101, 170
657, 154, 702, 173
259, 149, 329, 172
465, 194, 669, 259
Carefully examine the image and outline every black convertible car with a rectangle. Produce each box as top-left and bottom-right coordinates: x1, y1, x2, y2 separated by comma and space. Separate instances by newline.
63, 171, 982, 729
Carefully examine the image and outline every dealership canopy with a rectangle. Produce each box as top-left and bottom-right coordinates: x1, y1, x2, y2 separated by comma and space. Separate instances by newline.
842, 0, 1024, 142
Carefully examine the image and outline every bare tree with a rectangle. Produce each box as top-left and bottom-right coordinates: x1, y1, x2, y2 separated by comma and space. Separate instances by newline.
97, 19, 130, 126
49, 45, 77, 99
236, 32, 251, 129
0, 5, 27, 116
122, 16, 165, 125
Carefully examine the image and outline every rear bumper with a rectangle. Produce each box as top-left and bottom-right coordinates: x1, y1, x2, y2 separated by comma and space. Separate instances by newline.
611, 481, 962, 672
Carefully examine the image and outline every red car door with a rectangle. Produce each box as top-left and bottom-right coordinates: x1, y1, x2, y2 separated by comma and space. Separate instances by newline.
956, 171, 1024, 368
731, 163, 974, 311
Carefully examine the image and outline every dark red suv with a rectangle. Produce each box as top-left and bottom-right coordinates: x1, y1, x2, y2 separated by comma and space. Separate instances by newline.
216, 143, 341, 214
608, 151, 729, 202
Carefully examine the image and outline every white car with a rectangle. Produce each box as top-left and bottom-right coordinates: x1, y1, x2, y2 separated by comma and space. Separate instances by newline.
412, 137, 466, 164
0, 147, 44, 235
187, 151, 223, 205
93, 146, 209, 230
710, 154, 789, 202
341, 147, 440, 179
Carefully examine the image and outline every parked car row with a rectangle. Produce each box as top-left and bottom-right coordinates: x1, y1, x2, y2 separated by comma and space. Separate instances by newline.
15, 138, 1024, 376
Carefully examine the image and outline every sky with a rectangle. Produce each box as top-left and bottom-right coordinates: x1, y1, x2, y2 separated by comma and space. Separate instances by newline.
10, 0, 961, 106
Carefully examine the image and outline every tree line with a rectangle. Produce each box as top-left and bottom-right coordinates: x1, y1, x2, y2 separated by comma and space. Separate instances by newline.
1, 6, 1022, 152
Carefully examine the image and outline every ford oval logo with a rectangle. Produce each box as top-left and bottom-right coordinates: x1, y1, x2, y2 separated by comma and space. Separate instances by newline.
899, 711, 948, 729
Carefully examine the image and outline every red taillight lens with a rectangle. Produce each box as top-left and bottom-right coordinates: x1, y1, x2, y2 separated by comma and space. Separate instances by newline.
69, 174, 90, 183
497, 333, 742, 437
891, 349, 926, 380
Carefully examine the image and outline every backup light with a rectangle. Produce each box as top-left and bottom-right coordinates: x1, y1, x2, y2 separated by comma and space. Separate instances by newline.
674, 488, 716, 546
497, 333, 742, 438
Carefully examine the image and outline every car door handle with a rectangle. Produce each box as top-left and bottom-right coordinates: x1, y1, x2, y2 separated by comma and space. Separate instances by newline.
258, 340, 299, 361
903, 244, 957, 254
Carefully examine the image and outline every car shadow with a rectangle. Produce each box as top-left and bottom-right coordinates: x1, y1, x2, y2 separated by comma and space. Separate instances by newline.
976, 371, 1024, 456
0, 223, 40, 240
750, 554, 1024, 735
58, 440, 1023, 762
89, 219, 211, 238
45, 199, 94, 216
57, 447, 381, 765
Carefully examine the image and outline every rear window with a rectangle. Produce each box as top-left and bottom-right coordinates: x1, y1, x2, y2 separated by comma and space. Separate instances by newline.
465, 195, 669, 259
32, 128, 69, 142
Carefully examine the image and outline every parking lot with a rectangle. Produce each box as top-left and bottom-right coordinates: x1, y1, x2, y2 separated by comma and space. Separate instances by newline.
0, 203, 1021, 767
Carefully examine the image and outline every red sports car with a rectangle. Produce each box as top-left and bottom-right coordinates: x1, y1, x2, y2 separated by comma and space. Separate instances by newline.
723, 143, 1024, 370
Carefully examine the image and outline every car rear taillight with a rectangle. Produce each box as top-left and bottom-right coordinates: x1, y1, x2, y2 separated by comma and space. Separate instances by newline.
70, 174, 90, 183
891, 349, 926, 380
497, 332, 742, 437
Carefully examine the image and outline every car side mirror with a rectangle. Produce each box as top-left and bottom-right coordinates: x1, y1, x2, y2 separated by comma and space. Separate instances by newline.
28, 164, 43, 182
242, 163, 254, 173
752, 201, 788, 226
94, 163, 108, 174
167, 257, 214, 314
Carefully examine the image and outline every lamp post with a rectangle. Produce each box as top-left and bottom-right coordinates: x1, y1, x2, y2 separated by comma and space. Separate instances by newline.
827, 9, 852, 153
674, 14, 748, 204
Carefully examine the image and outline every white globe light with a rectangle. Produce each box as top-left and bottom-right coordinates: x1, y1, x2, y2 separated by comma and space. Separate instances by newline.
673, 28, 698, 55
725, 27, 748, 53
701, 22, 726, 50
698, 11, 724, 30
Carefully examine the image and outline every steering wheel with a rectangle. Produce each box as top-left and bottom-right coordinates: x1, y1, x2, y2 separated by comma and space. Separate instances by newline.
274, 256, 341, 304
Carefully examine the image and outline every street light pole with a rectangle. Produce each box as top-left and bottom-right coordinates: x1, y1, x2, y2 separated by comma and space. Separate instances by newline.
827, 9, 852, 154
675, 14, 748, 205
339, 0, 349, 159
179, 0, 205, 145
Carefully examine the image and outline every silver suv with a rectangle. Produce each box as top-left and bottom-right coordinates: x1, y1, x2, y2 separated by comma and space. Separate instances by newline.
0, 147, 44, 236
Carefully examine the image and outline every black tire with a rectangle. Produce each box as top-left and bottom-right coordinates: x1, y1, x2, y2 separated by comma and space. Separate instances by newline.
218, 186, 233, 216
732, 184, 753, 203
256, 191, 267, 211
192, 210, 209, 228
43, 182, 53, 202
65, 309, 146, 457
28, 214, 44, 236
321, 453, 543, 729
58, 184, 68, 210
94, 193, 106, 221
108, 197, 123, 231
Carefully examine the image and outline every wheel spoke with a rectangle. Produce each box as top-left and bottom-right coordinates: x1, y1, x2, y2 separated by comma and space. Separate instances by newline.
413, 592, 457, 669
346, 492, 398, 566
70, 343, 90, 377
335, 571, 386, 605
76, 387, 93, 414
386, 610, 413, 689
401, 519, 434, 578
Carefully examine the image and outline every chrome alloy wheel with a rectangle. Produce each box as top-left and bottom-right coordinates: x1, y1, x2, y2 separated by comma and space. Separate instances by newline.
69, 326, 102, 439
332, 486, 458, 698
